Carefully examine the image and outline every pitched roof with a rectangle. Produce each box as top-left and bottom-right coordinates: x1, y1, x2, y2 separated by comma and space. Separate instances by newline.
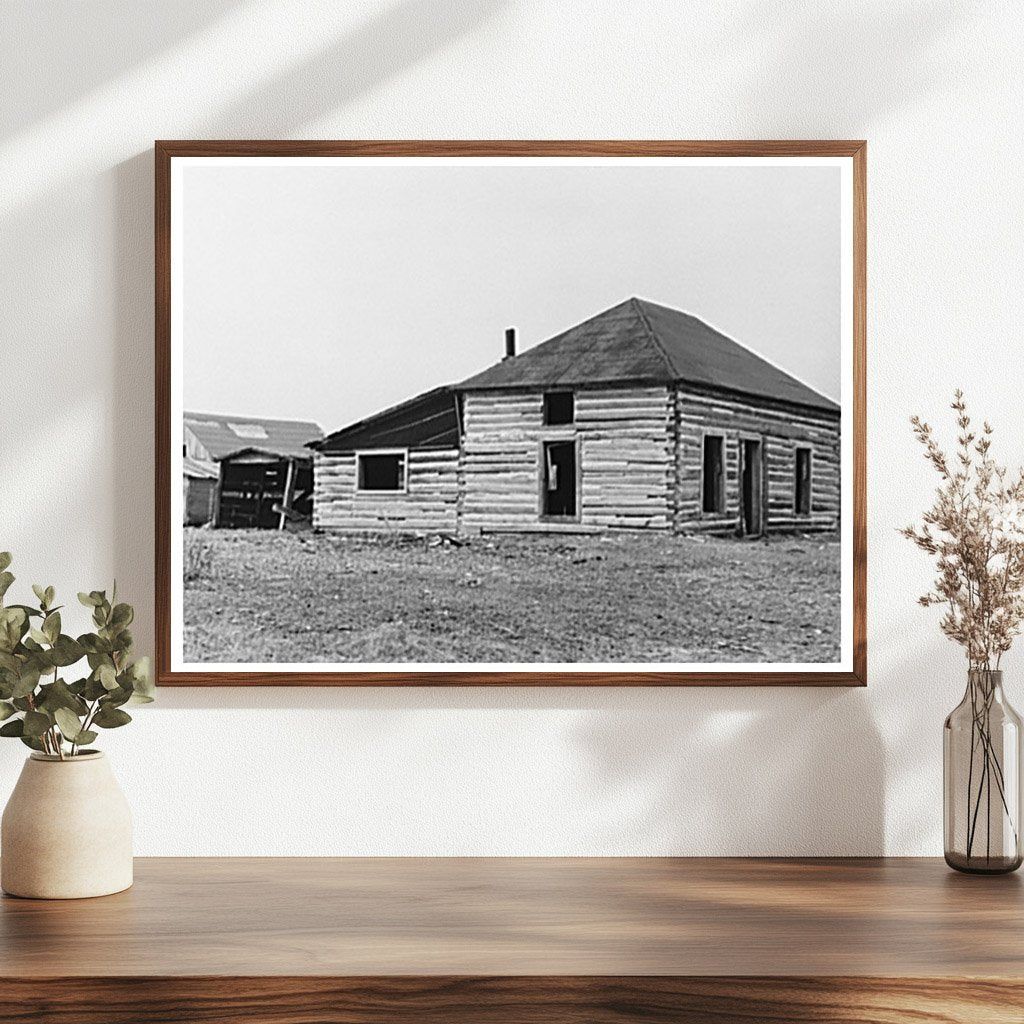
314, 386, 459, 453
455, 297, 838, 414
184, 411, 323, 462
182, 455, 218, 480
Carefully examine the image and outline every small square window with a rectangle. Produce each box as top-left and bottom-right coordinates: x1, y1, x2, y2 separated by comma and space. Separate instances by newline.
357, 452, 406, 492
543, 392, 574, 426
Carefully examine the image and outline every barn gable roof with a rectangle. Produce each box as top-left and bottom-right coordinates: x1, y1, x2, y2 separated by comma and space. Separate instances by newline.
184, 411, 323, 461
182, 455, 218, 480
314, 386, 459, 453
455, 297, 838, 414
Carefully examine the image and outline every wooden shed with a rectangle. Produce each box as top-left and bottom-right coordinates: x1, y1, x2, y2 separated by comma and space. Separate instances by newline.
184, 411, 323, 529
313, 298, 840, 538
182, 455, 218, 526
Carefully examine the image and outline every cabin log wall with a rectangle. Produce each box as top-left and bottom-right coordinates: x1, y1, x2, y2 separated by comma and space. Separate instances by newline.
674, 386, 840, 534
314, 449, 460, 532
460, 386, 672, 532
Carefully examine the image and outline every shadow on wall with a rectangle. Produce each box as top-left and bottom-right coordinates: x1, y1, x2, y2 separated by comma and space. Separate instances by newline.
0, 0, 980, 853
726, 1, 976, 135
103, 0, 508, 657
572, 686, 885, 855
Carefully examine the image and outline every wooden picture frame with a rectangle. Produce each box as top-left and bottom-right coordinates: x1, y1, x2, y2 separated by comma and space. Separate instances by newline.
156, 140, 866, 686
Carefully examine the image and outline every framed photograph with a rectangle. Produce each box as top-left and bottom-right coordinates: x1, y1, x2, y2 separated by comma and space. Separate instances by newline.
156, 141, 866, 686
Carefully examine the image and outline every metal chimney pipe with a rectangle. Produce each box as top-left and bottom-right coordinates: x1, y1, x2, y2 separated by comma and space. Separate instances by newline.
504, 327, 516, 360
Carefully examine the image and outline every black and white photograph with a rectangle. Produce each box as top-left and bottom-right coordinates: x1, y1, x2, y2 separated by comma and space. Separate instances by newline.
161, 145, 862, 683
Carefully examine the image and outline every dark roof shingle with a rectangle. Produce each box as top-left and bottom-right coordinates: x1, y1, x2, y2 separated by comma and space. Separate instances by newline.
455, 297, 838, 414
314, 387, 459, 453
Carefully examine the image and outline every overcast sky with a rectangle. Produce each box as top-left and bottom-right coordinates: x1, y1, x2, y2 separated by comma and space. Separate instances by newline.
182, 160, 841, 434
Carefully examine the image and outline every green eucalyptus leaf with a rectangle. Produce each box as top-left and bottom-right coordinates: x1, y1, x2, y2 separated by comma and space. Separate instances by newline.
37, 679, 88, 716
104, 685, 132, 708
0, 719, 24, 738
83, 675, 108, 701
77, 592, 99, 608
31, 584, 47, 608
53, 707, 84, 741
50, 635, 85, 667
22, 711, 50, 738
0, 553, 11, 573
93, 705, 131, 729
0, 701, 16, 721
42, 611, 60, 644
98, 663, 118, 690
28, 627, 49, 646
0, 606, 27, 651
8, 605, 42, 619
12, 697, 33, 712
110, 603, 133, 629
0, 572, 14, 601
77, 634, 111, 655
128, 657, 154, 699
0, 651, 19, 674
74, 730, 98, 746
19, 735, 45, 752
11, 665, 41, 699
44, 586, 55, 608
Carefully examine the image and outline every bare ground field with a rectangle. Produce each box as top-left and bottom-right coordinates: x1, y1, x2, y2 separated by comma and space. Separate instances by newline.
182, 528, 841, 665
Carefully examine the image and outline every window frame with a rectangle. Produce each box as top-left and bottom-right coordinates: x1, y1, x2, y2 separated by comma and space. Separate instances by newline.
795, 445, 813, 516
542, 390, 575, 427
354, 448, 409, 495
700, 433, 726, 515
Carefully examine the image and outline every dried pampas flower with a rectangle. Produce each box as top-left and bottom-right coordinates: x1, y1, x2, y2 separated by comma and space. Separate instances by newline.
902, 390, 1024, 670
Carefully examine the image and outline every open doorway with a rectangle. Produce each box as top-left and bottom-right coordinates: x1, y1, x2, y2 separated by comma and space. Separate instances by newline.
542, 440, 577, 518
741, 438, 764, 536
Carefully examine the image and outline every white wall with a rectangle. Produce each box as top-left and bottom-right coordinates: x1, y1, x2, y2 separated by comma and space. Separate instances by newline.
2, 0, 1022, 855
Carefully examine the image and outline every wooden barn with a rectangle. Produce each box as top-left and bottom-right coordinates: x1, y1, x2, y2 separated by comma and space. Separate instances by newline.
184, 411, 323, 529
182, 455, 218, 526
312, 298, 840, 537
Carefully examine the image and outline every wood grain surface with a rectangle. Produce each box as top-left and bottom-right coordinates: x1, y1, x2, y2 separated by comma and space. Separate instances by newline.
1, 857, 1020, 1023
155, 139, 867, 687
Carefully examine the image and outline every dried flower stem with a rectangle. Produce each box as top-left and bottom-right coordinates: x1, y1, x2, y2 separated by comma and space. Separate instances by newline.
904, 391, 1024, 864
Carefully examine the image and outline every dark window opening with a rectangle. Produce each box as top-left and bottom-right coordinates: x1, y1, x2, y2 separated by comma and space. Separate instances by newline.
357, 452, 406, 492
542, 440, 577, 518
702, 436, 725, 514
543, 392, 574, 426
795, 447, 812, 515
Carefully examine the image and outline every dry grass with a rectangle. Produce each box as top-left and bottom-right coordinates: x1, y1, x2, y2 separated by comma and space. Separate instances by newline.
183, 531, 215, 583
182, 528, 841, 665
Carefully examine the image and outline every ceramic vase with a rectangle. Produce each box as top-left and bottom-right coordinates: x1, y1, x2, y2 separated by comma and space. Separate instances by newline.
1, 751, 133, 898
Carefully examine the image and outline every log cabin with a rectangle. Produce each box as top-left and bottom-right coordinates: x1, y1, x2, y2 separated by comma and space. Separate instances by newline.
311, 298, 840, 537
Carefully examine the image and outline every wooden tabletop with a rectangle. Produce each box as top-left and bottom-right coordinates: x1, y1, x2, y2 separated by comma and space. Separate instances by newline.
0, 856, 1020, 976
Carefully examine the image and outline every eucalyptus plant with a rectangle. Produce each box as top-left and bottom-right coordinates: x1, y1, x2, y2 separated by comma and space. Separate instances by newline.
0, 552, 153, 759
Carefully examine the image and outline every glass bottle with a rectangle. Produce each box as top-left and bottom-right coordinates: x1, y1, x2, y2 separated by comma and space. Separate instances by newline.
944, 669, 1022, 873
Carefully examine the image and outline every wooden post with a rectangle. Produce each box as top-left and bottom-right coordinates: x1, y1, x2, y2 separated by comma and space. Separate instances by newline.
279, 458, 296, 531
212, 461, 224, 528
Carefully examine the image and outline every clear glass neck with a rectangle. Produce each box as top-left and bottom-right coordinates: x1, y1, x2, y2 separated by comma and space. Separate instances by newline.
967, 668, 1005, 701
